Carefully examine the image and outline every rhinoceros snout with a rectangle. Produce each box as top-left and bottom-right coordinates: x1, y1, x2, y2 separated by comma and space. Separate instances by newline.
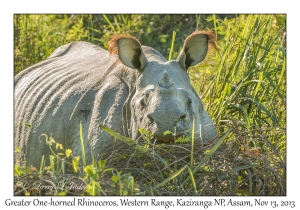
147, 112, 187, 126
146, 112, 188, 142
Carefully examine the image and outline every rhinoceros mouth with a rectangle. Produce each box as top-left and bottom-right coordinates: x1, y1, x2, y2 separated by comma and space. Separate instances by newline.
150, 132, 188, 143
144, 124, 188, 143
152, 134, 174, 143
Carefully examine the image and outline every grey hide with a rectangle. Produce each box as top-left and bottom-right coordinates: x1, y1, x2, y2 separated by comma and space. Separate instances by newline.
14, 30, 218, 167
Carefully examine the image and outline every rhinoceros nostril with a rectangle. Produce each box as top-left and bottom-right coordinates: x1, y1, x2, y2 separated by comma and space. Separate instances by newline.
147, 114, 154, 122
180, 114, 187, 120
175, 113, 187, 127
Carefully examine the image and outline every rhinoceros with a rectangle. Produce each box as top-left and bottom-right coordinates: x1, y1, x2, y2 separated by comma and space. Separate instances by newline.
14, 30, 218, 167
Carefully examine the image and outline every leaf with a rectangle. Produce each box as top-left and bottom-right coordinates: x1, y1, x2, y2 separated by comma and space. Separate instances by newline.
72, 156, 80, 173
138, 128, 147, 134
56, 143, 63, 150
14, 165, 23, 176
85, 180, 101, 196
138, 128, 153, 141
163, 130, 172, 136
57, 192, 67, 196
84, 165, 96, 176
204, 150, 210, 155
175, 136, 190, 143
98, 160, 107, 171
49, 136, 56, 145
111, 175, 119, 183
65, 149, 72, 158
21, 122, 31, 128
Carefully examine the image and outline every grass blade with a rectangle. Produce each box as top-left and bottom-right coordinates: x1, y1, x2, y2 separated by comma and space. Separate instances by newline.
50, 155, 55, 175
100, 124, 171, 170
193, 129, 231, 174
168, 31, 176, 61
39, 155, 44, 175
182, 129, 232, 186
99, 124, 136, 146
187, 166, 198, 194
102, 14, 116, 32
153, 165, 188, 190
190, 117, 195, 168
271, 56, 286, 102
253, 71, 264, 100
124, 175, 134, 195
79, 122, 86, 167
219, 164, 260, 179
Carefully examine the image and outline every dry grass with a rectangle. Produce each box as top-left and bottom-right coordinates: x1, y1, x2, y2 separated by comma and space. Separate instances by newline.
14, 122, 286, 196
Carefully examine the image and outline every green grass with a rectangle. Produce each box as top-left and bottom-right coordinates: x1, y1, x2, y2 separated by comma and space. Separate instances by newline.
14, 14, 286, 196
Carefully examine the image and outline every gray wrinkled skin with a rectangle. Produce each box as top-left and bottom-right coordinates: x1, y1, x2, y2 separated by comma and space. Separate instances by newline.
15, 33, 218, 167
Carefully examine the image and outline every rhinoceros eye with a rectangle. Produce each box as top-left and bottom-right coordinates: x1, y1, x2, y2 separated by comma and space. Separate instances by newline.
187, 97, 192, 107
140, 98, 146, 109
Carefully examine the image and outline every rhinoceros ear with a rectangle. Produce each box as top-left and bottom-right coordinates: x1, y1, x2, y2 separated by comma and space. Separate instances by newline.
109, 35, 147, 70
176, 30, 217, 71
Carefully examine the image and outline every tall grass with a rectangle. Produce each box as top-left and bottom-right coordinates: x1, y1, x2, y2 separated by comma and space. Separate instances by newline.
190, 15, 286, 132
14, 14, 216, 75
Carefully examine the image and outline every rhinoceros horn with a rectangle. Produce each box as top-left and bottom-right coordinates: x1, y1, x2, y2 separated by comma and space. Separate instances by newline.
157, 71, 175, 92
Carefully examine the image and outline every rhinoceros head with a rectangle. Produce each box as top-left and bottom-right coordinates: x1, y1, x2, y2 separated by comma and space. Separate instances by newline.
109, 31, 218, 142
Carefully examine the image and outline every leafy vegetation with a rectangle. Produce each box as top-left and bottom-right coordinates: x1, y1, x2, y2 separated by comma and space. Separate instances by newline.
14, 14, 286, 196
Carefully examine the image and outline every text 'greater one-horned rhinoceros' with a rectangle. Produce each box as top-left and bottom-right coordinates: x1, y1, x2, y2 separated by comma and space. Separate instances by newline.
15, 30, 218, 167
